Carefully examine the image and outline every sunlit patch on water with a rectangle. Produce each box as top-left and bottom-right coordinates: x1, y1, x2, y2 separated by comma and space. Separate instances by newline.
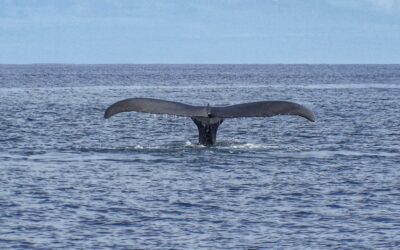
302, 83, 400, 89
299, 149, 399, 159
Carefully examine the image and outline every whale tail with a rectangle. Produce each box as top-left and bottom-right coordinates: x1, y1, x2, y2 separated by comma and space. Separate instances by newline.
191, 117, 224, 146
104, 98, 315, 146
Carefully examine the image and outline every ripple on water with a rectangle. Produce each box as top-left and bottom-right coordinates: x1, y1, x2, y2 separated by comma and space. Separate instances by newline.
1, 64, 400, 249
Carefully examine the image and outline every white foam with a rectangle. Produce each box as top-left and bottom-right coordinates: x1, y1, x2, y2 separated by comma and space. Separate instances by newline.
230, 143, 270, 149
184, 141, 205, 148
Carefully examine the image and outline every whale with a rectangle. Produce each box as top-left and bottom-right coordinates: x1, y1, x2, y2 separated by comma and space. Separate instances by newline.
104, 98, 315, 146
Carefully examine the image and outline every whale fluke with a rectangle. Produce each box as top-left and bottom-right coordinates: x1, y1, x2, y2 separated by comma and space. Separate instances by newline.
212, 101, 315, 121
104, 98, 207, 118
104, 98, 315, 146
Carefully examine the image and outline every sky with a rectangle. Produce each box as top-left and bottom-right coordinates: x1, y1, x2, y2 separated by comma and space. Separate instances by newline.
0, 0, 399, 64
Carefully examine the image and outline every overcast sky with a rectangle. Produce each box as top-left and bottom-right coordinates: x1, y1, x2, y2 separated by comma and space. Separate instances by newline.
1, 0, 399, 64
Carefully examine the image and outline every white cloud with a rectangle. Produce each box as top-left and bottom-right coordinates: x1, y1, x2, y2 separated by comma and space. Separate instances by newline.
368, 0, 400, 11
325, 0, 400, 12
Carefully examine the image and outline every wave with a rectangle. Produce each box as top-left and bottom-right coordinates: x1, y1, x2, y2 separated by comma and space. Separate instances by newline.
301, 83, 400, 89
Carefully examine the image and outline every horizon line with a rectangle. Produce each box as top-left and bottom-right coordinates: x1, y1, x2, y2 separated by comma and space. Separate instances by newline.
1, 63, 400, 66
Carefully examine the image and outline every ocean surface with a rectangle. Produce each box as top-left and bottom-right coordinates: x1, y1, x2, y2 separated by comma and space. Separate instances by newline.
1, 64, 399, 249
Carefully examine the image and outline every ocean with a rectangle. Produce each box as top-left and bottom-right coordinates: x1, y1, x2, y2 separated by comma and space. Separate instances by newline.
1, 64, 399, 249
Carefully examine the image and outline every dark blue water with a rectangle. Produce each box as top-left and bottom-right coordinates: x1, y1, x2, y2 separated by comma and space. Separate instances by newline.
1, 64, 399, 249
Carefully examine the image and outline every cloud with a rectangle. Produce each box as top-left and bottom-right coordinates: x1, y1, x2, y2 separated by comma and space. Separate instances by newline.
368, 0, 400, 11
324, 0, 400, 12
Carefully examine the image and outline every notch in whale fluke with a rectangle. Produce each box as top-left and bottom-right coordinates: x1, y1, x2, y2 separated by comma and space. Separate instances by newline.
104, 98, 315, 146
